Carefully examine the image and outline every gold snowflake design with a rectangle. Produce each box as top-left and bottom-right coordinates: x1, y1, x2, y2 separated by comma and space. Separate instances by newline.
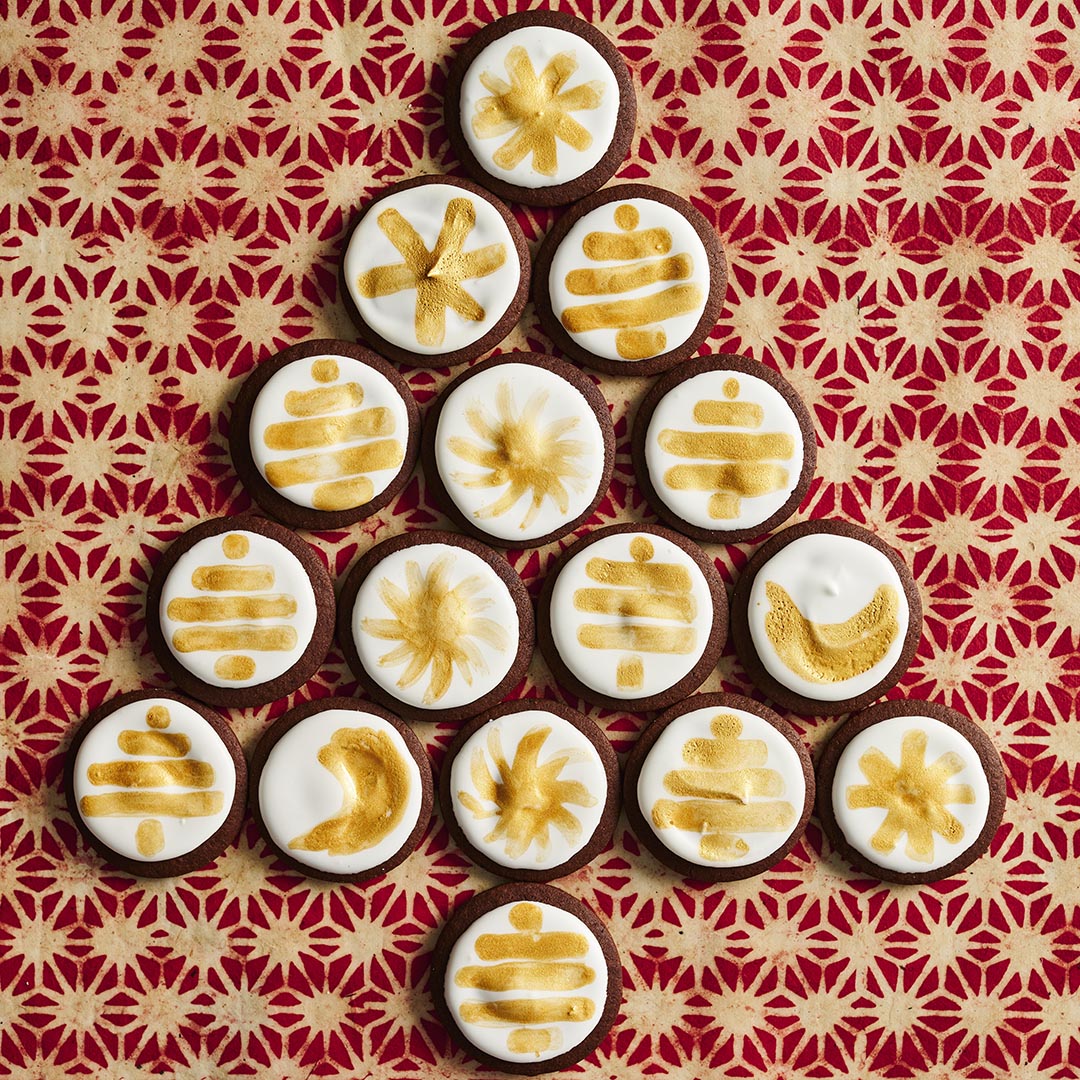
361, 555, 509, 705
457, 724, 597, 860
447, 381, 589, 531
846, 728, 977, 862
472, 47, 605, 177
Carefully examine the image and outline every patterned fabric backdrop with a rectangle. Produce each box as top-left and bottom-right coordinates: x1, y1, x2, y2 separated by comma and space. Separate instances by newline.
2, 0, 1080, 1075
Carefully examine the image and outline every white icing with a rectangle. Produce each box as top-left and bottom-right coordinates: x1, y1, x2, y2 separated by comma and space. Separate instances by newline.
459, 25, 621, 189
249, 353, 410, 512
350, 541, 519, 710
159, 530, 319, 689
342, 183, 521, 356
636, 703, 806, 868
444, 899, 608, 1063
831, 713, 991, 875
548, 197, 712, 362
433, 362, 607, 542
72, 697, 236, 863
449, 710, 608, 870
645, 367, 805, 532
746, 531, 912, 702
548, 530, 715, 700
257, 706, 424, 877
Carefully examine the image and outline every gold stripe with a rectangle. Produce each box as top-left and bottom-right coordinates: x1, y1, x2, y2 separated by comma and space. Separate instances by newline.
459, 997, 596, 1026
693, 400, 765, 426
507, 1028, 555, 1054
651, 797, 795, 834
583, 557, 693, 592
582, 227, 671, 261
662, 767, 784, 800
616, 656, 644, 689
135, 819, 164, 856
615, 327, 666, 359
172, 625, 298, 653
564, 254, 693, 296
87, 760, 215, 788
454, 961, 595, 992
561, 284, 705, 334
191, 565, 275, 592
662, 462, 791, 496
312, 476, 375, 510
215, 655, 256, 681
117, 731, 190, 757
572, 587, 695, 623
283, 382, 364, 418
263, 438, 404, 488
166, 594, 298, 622
577, 623, 697, 653
658, 430, 795, 461
80, 791, 225, 818
311, 358, 339, 383
475, 931, 589, 962
263, 407, 395, 451
709, 493, 742, 519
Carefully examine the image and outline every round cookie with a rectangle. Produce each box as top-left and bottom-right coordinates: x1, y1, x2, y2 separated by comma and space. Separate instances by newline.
340, 175, 530, 368
338, 530, 534, 724
440, 699, 619, 882
537, 523, 727, 712
443, 10, 636, 208
229, 339, 420, 531
145, 514, 335, 709
431, 883, 621, 1074
65, 690, 246, 878
816, 699, 1006, 884
421, 352, 615, 548
533, 183, 727, 376
623, 693, 813, 881
632, 353, 816, 543
730, 519, 922, 716
249, 696, 433, 883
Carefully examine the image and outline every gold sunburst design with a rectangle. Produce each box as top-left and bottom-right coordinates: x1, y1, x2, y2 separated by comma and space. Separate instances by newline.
447, 381, 589, 531
457, 723, 597, 860
361, 555, 509, 705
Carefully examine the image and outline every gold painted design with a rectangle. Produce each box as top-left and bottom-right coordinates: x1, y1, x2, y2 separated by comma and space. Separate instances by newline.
282, 381, 364, 418
846, 728, 976, 862
145, 705, 171, 729
651, 712, 796, 862
764, 581, 900, 684
289, 727, 411, 856
457, 724, 597, 859
221, 533, 249, 560
356, 198, 507, 348
658, 377, 796, 520
471, 46, 604, 177
136, 819, 164, 857
191, 564, 274, 592
311, 357, 339, 383
166, 595, 298, 622
214, 655, 255, 681
560, 202, 705, 360
361, 555, 509, 705
118, 730, 190, 757
447, 381, 588, 531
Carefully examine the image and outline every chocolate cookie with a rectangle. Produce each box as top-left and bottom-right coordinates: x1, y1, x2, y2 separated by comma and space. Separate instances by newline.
537, 523, 727, 712
145, 514, 335, 709
533, 183, 727, 376
249, 696, 432, 883
730, 519, 922, 716
229, 339, 420, 531
338, 530, 534, 724
440, 699, 619, 882
430, 882, 622, 1074
421, 352, 615, 548
340, 175, 530, 368
65, 690, 247, 878
632, 353, 816, 543
624, 693, 813, 881
816, 698, 1006, 884
443, 10, 636, 208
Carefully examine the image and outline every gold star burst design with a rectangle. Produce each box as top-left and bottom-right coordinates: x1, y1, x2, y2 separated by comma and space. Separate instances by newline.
357, 197, 507, 348
447, 381, 589, 531
846, 728, 977, 862
458, 724, 597, 860
472, 46, 605, 176
362, 556, 509, 705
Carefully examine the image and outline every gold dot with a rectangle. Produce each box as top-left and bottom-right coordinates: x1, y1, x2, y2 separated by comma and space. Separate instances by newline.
311, 358, 339, 383
508, 902, 542, 932
723, 378, 740, 400
613, 204, 639, 232
215, 655, 256, 681
136, 819, 165, 857
221, 533, 249, 560
629, 537, 654, 563
145, 705, 171, 729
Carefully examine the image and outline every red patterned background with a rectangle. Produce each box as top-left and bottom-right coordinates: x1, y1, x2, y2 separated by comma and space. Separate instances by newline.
3, 0, 1080, 1075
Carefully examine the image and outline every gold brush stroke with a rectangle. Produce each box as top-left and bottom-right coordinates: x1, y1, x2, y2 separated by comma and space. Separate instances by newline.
564, 254, 694, 296
561, 284, 705, 334
87, 760, 215, 788
662, 464, 792, 518
846, 728, 976, 862
221, 534, 249, 560
615, 327, 666, 360
357, 198, 507, 348
171, 625, 299, 653
507, 1028, 558, 1055
118, 731, 191, 757
448, 382, 587, 531
263, 439, 404, 488
694, 400, 764, 426
472, 47, 603, 176
166, 595, 298, 623
215, 655, 256, 681
459, 998, 596, 1026
311, 358, 339, 383
283, 382, 364, 418
616, 656, 644, 689
289, 727, 410, 855
135, 819, 164, 857
582, 228, 671, 262
80, 791, 225, 817
361, 555, 509, 706
614, 204, 639, 230
764, 581, 900, 684
577, 623, 697, 653
457, 725, 596, 859
510, 902, 542, 931
454, 961, 595, 992
312, 477, 375, 511
657, 430, 795, 461
263, 408, 396, 451
475, 924, 589, 961
145, 706, 170, 729
571, 587, 696, 623
191, 565, 275, 592
581, 558, 693, 593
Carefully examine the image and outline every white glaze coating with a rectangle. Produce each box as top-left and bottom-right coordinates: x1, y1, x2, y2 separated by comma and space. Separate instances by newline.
636, 704, 805, 868
548, 197, 711, 362
249, 353, 410, 511
459, 25, 621, 189
645, 367, 805, 532
831, 713, 991, 874
449, 710, 608, 870
746, 531, 911, 702
548, 531, 715, 700
433, 362, 607, 542
343, 184, 520, 356
159, 530, 319, 689
444, 899, 608, 1063
350, 542, 520, 711
257, 706, 424, 877
73, 697, 236, 863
